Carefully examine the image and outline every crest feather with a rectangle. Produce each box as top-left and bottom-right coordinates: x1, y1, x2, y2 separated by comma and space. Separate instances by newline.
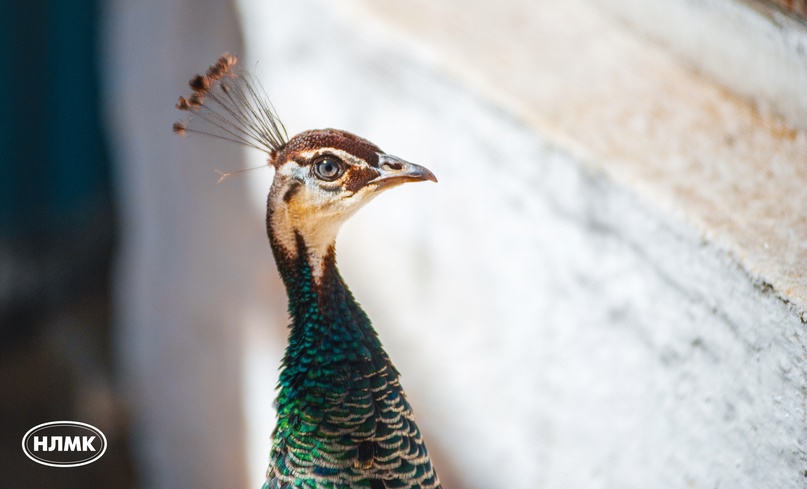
173, 53, 288, 158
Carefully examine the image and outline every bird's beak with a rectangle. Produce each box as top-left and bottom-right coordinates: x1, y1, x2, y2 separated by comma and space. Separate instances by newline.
371, 154, 438, 190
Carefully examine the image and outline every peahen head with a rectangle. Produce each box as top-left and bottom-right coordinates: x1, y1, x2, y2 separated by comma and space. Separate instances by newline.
174, 54, 436, 277
266, 129, 436, 272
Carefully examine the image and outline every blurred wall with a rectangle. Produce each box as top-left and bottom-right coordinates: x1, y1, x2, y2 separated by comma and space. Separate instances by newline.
0, 0, 131, 487
103, 1, 281, 488
0, 0, 113, 346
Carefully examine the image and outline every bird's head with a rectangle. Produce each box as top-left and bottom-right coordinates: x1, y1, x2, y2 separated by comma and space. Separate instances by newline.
173, 54, 436, 276
266, 129, 436, 263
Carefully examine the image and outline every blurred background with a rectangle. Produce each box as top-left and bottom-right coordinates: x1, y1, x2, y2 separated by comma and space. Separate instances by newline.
1, 0, 806, 488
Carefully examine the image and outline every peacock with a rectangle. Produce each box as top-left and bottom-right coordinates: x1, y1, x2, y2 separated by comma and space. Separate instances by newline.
174, 54, 442, 489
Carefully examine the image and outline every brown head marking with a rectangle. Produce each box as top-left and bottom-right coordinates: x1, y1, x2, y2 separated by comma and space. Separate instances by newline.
277, 129, 382, 168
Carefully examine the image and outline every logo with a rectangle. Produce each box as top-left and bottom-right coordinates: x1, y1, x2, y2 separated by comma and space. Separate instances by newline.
22, 421, 107, 467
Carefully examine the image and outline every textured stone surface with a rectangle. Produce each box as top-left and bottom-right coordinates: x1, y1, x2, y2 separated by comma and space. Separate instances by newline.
599, 0, 807, 131
237, 0, 807, 487
348, 0, 807, 312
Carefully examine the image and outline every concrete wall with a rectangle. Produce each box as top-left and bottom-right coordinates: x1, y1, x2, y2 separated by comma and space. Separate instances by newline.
599, 0, 807, 131
238, 0, 807, 487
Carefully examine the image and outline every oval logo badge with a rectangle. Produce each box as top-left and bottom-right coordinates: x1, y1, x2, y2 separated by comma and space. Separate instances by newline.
22, 421, 107, 467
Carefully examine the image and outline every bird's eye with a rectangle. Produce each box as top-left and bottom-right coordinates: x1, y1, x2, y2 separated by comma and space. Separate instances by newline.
312, 156, 344, 181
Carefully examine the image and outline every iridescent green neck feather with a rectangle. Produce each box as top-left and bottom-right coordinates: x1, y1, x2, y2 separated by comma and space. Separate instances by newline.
265, 224, 441, 489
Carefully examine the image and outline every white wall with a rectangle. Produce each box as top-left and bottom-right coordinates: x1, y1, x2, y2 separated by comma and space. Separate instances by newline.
237, 1, 807, 487
598, 0, 807, 131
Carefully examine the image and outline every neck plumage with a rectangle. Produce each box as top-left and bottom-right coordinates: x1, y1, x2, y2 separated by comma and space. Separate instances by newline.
266, 213, 393, 397
264, 204, 440, 489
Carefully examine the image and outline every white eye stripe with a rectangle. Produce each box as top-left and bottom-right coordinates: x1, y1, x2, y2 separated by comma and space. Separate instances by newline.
297, 148, 366, 167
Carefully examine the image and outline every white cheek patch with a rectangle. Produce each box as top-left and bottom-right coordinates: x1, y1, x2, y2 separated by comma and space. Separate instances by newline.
269, 179, 349, 281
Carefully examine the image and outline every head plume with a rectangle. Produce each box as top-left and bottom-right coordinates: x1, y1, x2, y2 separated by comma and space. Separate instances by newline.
173, 53, 288, 161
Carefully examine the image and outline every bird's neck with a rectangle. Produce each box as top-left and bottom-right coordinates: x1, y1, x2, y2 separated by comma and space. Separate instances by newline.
266, 199, 352, 318
267, 215, 387, 393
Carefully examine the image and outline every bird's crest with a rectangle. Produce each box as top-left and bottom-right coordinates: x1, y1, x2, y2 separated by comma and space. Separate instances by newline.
173, 53, 288, 162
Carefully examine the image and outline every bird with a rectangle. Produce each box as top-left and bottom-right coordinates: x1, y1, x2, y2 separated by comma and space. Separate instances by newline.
174, 54, 442, 489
